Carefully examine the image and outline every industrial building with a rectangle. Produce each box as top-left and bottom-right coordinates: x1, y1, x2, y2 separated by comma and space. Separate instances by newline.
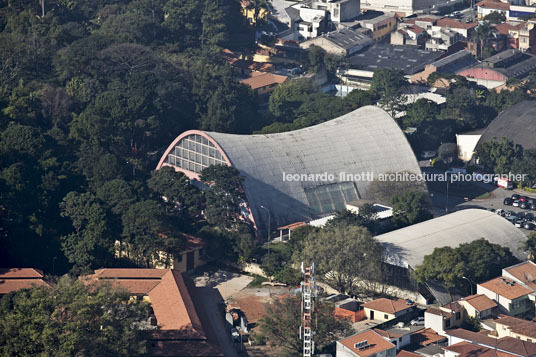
157, 106, 422, 235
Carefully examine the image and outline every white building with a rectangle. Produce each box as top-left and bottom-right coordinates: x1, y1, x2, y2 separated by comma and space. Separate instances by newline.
360, 0, 447, 16
456, 130, 483, 162
311, 0, 360, 23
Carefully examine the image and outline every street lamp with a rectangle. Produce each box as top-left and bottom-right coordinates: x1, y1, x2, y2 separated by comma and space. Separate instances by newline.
445, 179, 449, 213
260, 205, 270, 243
462, 276, 474, 295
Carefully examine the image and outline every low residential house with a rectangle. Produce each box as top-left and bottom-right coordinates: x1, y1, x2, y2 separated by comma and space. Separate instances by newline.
240, 71, 288, 95
0, 268, 50, 296
397, 351, 420, 357
240, 0, 269, 25
300, 28, 373, 56
432, 18, 478, 40
443, 341, 518, 357
354, 11, 397, 41
503, 261, 536, 293
477, 0, 510, 20
83, 268, 223, 356
446, 328, 536, 356
477, 276, 533, 317
391, 25, 427, 47
413, 345, 445, 356
495, 315, 536, 342
337, 329, 397, 357
425, 29, 464, 52
310, 0, 360, 23
457, 49, 536, 89
114, 233, 208, 273
495, 22, 536, 54
458, 294, 498, 319
425, 302, 465, 336
221, 49, 275, 76
334, 298, 366, 323
410, 328, 448, 347
285, 4, 330, 40
363, 298, 416, 322
375, 328, 412, 350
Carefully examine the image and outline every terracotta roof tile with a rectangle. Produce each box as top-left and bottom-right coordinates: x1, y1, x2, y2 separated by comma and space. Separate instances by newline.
339, 330, 396, 356
240, 72, 287, 90
460, 294, 497, 312
397, 351, 420, 357
495, 315, 536, 339
447, 328, 536, 356
410, 328, 447, 346
479, 277, 532, 300
0, 268, 44, 279
0, 268, 49, 295
363, 298, 415, 314
436, 18, 478, 30
0, 279, 49, 294
477, 0, 510, 11
504, 261, 536, 291
444, 341, 517, 357
83, 268, 223, 356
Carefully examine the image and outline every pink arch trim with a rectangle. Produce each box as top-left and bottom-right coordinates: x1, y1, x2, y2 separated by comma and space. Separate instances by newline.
156, 130, 232, 179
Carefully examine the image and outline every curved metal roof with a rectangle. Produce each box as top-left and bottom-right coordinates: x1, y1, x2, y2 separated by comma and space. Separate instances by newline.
158, 106, 422, 232
376, 209, 528, 269
478, 101, 536, 151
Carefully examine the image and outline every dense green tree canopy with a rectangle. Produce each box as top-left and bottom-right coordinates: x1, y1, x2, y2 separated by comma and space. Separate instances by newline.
0, 276, 148, 356
390, 191, 432, 228
260, 295, 352, 356
415, 238, 519, 288
298, 225, 383, 294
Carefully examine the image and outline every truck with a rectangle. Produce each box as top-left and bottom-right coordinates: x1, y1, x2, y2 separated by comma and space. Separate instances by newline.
495, 177, 514, 190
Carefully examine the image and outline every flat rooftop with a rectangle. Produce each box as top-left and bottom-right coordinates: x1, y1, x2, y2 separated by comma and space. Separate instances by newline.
348, 44, 444, 75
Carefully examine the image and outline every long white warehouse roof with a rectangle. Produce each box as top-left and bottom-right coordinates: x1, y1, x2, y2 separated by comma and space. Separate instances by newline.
376, 209, 528, 269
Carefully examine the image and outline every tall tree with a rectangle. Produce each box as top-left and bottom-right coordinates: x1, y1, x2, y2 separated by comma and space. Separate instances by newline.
390, 191, 432, 228
0, 276, 148, 356
299, 225, 383, 294
260, 294, 352, 356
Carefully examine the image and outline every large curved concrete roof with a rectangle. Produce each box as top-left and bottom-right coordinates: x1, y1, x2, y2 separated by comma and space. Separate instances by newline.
478, 101, 536, 151
158, 106, 422, 232
376, 209, 528, 269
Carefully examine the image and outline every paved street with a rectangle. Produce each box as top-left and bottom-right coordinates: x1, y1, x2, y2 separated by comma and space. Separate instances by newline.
421, 165, 536, 234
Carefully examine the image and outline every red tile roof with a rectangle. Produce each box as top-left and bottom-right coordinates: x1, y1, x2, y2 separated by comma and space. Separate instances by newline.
444, 341, 517, 357
479, 277, 532, 300
477, 0, 510, 11
459, 294, 497, 312
363, 298, 415, 314
436, 18, 478, 30
447, 328, 536, 356
339, 330, 396, 356
84, 268, 223, 356
410, 328, 447, 346
397, 351, 420, 357
495, 22, 525, 36
240, 72, 287, 90
0, 268, 44, 279
495, 315, 536, 339
408, 25, 425, 34
504, 261, 536, 291
0, 268, 50, 295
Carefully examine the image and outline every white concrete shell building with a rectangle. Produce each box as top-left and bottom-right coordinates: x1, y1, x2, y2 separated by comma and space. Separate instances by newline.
157, 106, 422, 233
376, 209, 528, 270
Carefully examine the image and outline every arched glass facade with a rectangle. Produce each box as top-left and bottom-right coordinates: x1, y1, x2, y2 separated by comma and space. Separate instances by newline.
165, 134, 227, 174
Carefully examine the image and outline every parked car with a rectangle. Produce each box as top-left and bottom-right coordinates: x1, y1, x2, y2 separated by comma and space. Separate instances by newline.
519, 196, 530, 202
496, 209, 506, 217
511, 194, 520, 200
525, 212, 535, 221
504, 197, 514, 206
410, 317, 425, 326
524, 222, 535, 230
515, 220, 524, 228
513, 200, 521, 207
487, 208, 496, 213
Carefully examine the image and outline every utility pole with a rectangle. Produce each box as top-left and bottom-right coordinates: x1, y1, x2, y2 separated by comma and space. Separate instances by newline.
300, 262, 317, 357
39, 0, 45, 17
